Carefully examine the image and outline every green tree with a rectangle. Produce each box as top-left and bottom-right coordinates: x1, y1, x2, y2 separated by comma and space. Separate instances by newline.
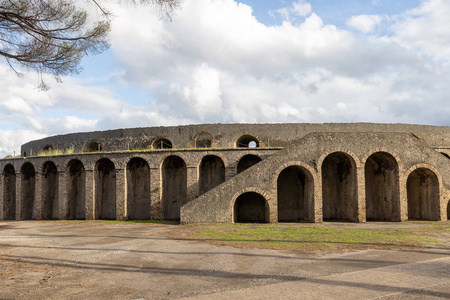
0, 0, 179, 86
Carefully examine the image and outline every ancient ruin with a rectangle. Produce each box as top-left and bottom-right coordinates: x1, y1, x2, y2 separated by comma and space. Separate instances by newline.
1, 123, 450, 223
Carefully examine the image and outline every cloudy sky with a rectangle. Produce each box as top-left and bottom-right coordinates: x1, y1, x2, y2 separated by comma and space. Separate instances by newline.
1, 0, 450, 157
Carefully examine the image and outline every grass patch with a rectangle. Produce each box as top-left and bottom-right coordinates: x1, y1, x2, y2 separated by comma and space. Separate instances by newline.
182, 223, 448, 251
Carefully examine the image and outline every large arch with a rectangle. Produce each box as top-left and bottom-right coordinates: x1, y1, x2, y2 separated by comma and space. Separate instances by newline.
234, 192, 267, 223
407, 168, 440, 221
236, 134, 259, 148
162, 155, 187, 220
67, 159, 86, 220
237, 154, 261, 174
198, 155, 225, 195
42, 161, 59, 220
321, 152, 358, 222
95, 158, 116, 220
277, 166, 314, 222
364, 152, 400, 221
3, 164, 16, 220
126, 157, 151, 220
20, 162, 36, 220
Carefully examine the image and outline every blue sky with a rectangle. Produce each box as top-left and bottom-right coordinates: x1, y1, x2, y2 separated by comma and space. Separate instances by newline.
0, 0, 449, 156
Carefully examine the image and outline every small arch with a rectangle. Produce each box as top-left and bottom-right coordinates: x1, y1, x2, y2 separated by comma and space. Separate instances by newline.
86, 141, 103, 152
365, 152, 400, 221
162, 155, 187, 220
3, 164, 16, 220
277, 166, 314, 222
237, 154, 262, 174
126, 157, 151, 220
447, 200, 450, 220
95, 158, 116, 219
20, 162, 36, 220
321, 152, 358, 222
234, 192, 268, 223
407, 168, 440, 221
198, 155, 225, 195
153, 137, 173, 149
195, 132, 213, 148
440, 152, 450, 159
67, 159, 86, 220
236, 134, 259, 148
42, 161, 59, 220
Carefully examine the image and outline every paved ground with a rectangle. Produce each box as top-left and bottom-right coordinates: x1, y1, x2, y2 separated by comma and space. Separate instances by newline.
0, 221, 449, 300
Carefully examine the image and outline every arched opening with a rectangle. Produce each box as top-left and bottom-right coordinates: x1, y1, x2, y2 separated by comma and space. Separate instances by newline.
195, 132, 212, 148
95, 158, 116, 220
322, 152, 357, 222
127, 157, 150, 220
236, 135, 259, 148
20, 162, 36, 220
447, 200, 450, 220
162, 156, 187, 220
42, 144, 53, 155
277, 166, 314, 222
440, 152, 450, 159
153, 137, 173, 149
365, 152, 400, 221
3, 164, 16, 220
407, 168, 440, 221
67, 159, 86, 220
86, 141, 103, 152
42, 161, 59, 220
237, 154, 262, 174
234, 192, 267, 223
199, 155, 225, 195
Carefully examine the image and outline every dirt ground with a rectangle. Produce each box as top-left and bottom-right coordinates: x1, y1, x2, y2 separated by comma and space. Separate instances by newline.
0, 221, 449, 300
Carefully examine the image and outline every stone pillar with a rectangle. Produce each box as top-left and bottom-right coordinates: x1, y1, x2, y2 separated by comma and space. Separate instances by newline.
225, 166, 236, 181
313, 173, 323, 223
15, 172, 22, 220
150, 167, 162, 220
35, 172, 43, 220
115, 168, 126, 220
186, 166, 198, 202
58, 170, 69, 220
399, 172, 408, 221
85, 169, 95, 220
356, 164, 366, 223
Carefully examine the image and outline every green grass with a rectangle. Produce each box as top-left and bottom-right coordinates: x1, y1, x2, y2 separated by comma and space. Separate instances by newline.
189, 223, 446, 251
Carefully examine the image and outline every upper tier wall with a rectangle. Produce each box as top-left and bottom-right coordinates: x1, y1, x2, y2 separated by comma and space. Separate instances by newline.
20, 123, 450, 156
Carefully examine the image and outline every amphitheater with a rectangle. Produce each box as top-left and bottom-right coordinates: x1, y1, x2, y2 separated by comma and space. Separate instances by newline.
1, 123, 450, 224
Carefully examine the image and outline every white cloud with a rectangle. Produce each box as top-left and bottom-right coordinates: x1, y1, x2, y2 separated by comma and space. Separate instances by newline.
347, 14, 383, 34
275, 1, 312, 22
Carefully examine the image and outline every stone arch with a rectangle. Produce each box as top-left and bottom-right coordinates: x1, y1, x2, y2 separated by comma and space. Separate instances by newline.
233, 192, 268, 223
3, 164, 16, 220
235, 134, 260, 148
237, 154, 262, 174
153, 137, 173, 149
95, 158, 116, 219
162, 155, 187, 220
67, 159, 86, 220
20, 162, 36, 220
321, 152, 358, 222
407, 167, 440, 221
42, 161, 59, 220
126, 157, 151, 220
277, 165, 314, 222
365, 152, 400, 221
198, 155, 225, 195
86, 141, 103, 152
194, 132, 213, 148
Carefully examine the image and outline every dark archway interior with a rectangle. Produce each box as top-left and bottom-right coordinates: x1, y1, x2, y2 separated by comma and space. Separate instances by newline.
21, 163, 36, 220
127, 157, 151, 220
322, 152, 357, 222
407, 168, 440, 221
42, 161, 59, 220
3, 164, 16, 220
153, 138, 172, 149
237, 154, 261, 174
365, 152, 400, 221
68, 159, 86, 220
95, 158, 116, 220
278, 166, 312, 222
234, 192, 267, 223
236, 135, 259, 148
195, 133, 212, 148
199, 155, 225, 195
441, 152, 450, 159
162, 156, 187, 220
86, 141, 102, 152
